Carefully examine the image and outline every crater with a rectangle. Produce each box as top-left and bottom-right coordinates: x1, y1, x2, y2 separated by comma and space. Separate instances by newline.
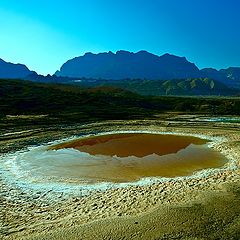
2, 132, 228, 189
42, 133, 227, 183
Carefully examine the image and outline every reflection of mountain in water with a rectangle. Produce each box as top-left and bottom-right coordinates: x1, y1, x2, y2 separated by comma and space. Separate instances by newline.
7, 133, 227, 184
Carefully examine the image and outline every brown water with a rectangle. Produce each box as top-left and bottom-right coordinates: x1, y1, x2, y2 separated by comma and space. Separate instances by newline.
47, 133, 227, 183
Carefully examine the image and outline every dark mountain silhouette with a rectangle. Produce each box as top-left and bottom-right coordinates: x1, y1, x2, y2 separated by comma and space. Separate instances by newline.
55, 50, 200, 80
0, 58, 34, 79
24, 72, 72, 83
1, 51, 240, 96
55, 50, 240, 89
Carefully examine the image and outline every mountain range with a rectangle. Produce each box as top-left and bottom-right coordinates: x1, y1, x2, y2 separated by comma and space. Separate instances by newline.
0, 58, 34, 79
71, 78, 238, 96
0, 51, 240, 95
55, 51, 200, 80
55, 51, 240, 89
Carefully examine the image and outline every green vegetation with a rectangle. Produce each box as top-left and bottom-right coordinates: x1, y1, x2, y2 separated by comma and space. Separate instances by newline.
70, 78, 239, 96
0, 79, 239, 128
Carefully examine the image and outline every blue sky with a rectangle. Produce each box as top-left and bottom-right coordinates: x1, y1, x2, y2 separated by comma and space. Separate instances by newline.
0, 0, 240, 75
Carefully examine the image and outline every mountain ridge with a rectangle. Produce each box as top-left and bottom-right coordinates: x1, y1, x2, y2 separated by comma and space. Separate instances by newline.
69, 78, 239, 96
55, 50, 240, 89
0, 58, 34, 79
56, 50, 200, 80
0, 51, 240, 90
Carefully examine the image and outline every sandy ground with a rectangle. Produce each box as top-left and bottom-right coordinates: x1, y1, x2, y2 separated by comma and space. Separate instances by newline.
0, 117, 240, 239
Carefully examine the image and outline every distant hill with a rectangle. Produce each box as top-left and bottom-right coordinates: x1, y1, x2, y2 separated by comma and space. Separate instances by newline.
0, 58, 33, 79
22, 74, 239, 96
55, 50, 240, 89
0, 79, 239, 123
70, 78, 239, 96
201, 67, 240, 89
1, 51, 240, 96
55, 50, 200, 80
0, 79, 156, 121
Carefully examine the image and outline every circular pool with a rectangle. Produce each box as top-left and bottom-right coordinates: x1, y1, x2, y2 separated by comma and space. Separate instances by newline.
5, 132, 227, 185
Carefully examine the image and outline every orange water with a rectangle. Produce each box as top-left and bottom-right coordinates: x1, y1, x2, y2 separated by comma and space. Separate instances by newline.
48, 133, 227, 183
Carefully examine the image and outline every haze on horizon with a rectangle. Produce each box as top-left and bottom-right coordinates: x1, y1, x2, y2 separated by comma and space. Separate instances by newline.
0, 0, 240, 75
